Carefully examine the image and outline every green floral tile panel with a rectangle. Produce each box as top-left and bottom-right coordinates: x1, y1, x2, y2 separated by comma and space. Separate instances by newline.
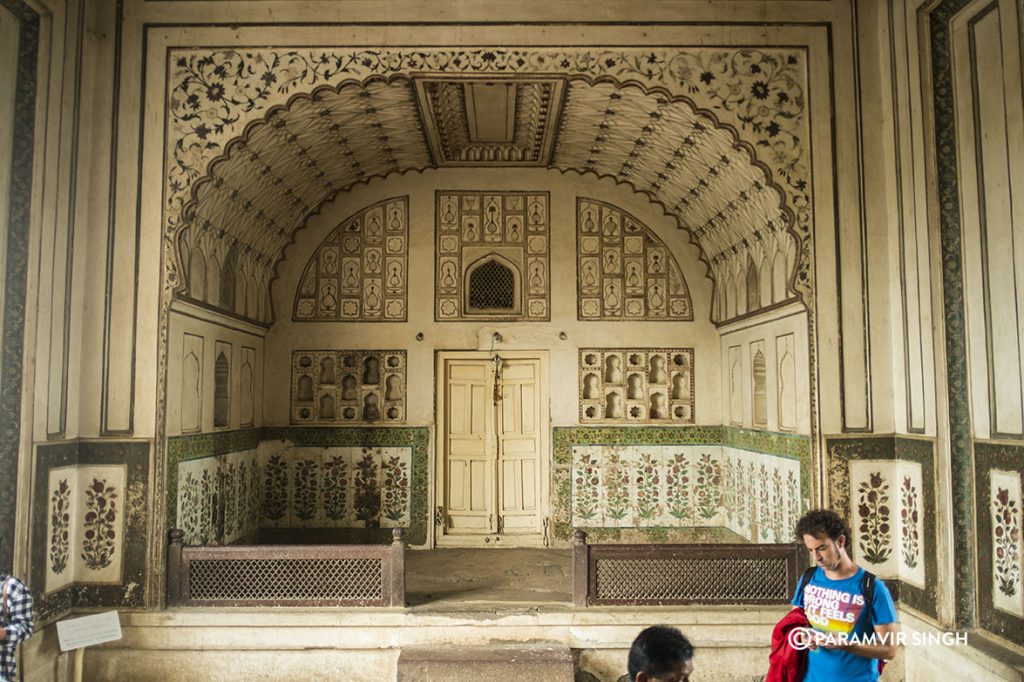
256, 445, 411, 530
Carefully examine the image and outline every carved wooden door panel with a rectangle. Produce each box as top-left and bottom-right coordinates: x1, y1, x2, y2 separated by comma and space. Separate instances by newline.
443, 360, 494, 534
438, 353, 548, 545
496, 359, 542, 535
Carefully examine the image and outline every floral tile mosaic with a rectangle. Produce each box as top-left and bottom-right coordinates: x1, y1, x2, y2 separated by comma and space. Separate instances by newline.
989, 469, 1022, 618
554, 426, 810, 544
257, 445, 411, 529
571, 444, 802, 544
31, 441, 149, 626
167, 426, 429, 546
848, 460, 925, 588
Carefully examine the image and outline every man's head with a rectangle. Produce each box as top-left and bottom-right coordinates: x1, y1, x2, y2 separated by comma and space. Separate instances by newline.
796, 509, 852, 571
627, 625, 695, 682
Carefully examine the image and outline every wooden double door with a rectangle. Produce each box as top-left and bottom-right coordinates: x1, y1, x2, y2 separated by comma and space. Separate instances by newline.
436, 352, 549, 546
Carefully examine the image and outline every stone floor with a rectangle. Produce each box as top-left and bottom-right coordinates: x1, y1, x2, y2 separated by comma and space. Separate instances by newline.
405, 548, 572, 607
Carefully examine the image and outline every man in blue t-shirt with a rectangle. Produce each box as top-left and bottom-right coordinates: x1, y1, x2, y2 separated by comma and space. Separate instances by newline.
790, 509, 899, 681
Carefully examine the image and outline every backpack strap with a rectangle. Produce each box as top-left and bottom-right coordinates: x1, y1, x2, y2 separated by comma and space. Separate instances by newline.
1, 577, 10, 624
796, 566, 817, 604
858, 570, 876, 630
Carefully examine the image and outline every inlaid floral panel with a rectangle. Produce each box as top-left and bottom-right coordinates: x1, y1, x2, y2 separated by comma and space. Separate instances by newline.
258, 446, 412, 529
578, 348, 694, 424
570, 444, 801, 543
435, 191, 550, 321
990, 469, 1023, 618
176, 450, 260, 546
847, 459, 926, 588
293, 197, 408, 321
576, 198, 692, 321
291, 350, 406, 424
43, 465, 127, 591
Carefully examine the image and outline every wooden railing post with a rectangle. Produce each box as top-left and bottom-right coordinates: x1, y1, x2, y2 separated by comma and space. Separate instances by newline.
389, 528, 406, 607
167, 528, 184, 606
573, 529, 589, 608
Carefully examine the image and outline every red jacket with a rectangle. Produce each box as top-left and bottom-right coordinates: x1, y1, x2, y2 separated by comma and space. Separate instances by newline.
767, 607, 809, 682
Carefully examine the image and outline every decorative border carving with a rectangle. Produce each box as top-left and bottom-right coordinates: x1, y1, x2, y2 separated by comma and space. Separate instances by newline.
0, 0, 38, 573
578, 348, 694, 424
435, 190, 550, 321
291, 350, 406, 424
576, 198, 693, 321
293, 197, 408, 322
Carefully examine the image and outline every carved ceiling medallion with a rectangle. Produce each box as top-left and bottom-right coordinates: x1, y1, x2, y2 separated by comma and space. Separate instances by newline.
414, 76, 565, 166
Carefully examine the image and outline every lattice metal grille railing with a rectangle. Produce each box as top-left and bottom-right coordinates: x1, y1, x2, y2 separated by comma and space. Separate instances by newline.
595, 556, 789, 603
188, 557, 383, 603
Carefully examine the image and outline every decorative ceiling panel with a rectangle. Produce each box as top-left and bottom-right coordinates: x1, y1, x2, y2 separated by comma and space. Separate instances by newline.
414, 76, 565, 166
167, 49, 807, 325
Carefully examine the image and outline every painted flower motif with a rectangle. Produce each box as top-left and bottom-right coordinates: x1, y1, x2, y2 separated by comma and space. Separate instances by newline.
857, 471, 892, 564
573, 452, 601, 521
49, 479, 71, 575
634, 452, 661, 521
604, 451, 631, 521
786, 469, 800, 535
771, 468, 785, 541
758, 464, 771, 540
81, 478, 118, 571
262, 454, 289, 521
750, 80, 769, 99
992, 487, 1021, 598
381, 456, 409, 522
293, 458, 319, 521
665, 452, 691, 521
900, 476, 920, 569
323, 455, 348, 521
354, 450, 382, 525
696, 452, 722, 520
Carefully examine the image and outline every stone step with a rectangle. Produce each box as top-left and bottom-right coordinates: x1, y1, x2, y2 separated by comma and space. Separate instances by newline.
397, 642, 574, 682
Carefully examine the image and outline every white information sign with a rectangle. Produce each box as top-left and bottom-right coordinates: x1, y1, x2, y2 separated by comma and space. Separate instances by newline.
56, 611, 123, 652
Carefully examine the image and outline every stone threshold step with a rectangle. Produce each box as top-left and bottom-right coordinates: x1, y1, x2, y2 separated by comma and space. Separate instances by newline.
398, 642, 575, 681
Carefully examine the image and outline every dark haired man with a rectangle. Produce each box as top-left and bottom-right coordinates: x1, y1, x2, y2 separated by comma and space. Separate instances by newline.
791, 509, 898, 681
627, 625, 694, 682
1, 541, 34, 682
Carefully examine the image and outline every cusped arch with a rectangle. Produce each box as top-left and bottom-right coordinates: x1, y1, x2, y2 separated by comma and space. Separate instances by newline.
463, 253, 522, 315
173, 73, 801, 324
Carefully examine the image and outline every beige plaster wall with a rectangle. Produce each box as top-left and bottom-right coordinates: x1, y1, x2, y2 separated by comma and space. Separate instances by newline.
264, 168, 722, 428
166, 307, 265, 437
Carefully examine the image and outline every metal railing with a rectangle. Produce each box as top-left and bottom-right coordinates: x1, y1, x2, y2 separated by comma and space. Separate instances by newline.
572, 530, 802, 607
167, 528, 406, 607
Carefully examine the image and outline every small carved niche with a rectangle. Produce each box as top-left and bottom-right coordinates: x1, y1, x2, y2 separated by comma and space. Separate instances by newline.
579, 348, 695, 424
292, 350, 406, 424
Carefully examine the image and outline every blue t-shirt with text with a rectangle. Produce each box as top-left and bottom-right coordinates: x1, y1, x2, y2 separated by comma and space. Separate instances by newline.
790, 567, 897, 682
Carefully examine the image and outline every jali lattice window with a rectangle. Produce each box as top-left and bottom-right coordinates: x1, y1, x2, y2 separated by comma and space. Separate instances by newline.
467, 258, 517, 312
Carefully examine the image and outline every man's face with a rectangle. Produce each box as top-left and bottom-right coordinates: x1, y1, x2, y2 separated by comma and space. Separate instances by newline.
636, 658, 694, 682
802, 532, 846, 571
